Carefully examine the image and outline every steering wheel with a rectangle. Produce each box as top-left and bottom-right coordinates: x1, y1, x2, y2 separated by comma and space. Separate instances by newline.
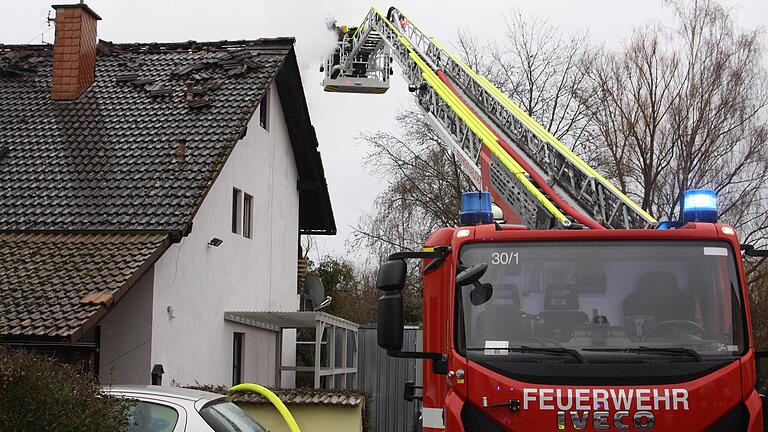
655, 320, 706, 337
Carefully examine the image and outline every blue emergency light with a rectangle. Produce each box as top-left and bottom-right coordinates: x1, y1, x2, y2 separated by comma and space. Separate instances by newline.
460, 191, 493, 225
682, 189, 718, 223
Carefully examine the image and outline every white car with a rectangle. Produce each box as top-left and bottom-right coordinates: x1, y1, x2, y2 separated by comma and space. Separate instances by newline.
103, 385, 267, 432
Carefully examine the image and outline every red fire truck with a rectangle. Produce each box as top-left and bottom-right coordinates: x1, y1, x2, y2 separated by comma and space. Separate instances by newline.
323, 6, 768, 431
377, 199, 764, 430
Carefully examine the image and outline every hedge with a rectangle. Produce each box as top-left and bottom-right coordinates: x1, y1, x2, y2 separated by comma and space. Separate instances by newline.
0, 347, 129, 432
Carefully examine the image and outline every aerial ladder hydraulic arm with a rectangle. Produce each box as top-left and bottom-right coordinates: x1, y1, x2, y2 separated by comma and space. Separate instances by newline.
322, 7, 657, 230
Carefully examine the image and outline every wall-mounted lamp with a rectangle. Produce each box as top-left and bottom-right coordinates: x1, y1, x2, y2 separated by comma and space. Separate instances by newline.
208, 237, 223, 248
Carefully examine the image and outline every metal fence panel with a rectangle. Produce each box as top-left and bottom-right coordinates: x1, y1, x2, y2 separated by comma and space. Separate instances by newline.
358, 326, 423, 432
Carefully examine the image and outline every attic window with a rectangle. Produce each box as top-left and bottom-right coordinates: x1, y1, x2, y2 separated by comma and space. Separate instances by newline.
259, 90, 269, 131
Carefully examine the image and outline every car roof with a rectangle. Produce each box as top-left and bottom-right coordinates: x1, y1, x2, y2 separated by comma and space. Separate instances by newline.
103, 385, 225, 403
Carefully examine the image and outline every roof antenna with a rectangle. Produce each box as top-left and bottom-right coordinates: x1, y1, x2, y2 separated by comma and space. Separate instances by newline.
41, 10, 54, 44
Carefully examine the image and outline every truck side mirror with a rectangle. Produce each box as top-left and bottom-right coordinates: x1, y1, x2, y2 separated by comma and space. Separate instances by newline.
378, 290, 404, 351
456, 263, 487, 286
377, 259, 406, 290
377, 259, 406, 351
469, 282, 493, 306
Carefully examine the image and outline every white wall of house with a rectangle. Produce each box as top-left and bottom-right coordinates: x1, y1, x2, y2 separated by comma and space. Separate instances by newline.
242, 325, 278, 385
147, 81, 301, 387
99, 268, 154, 385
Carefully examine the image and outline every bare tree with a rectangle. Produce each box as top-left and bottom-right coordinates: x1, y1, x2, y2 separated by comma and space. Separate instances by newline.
667, 1, 768, 243
579, 26, 682, 210
456, 11, 596, 151
346, 109, 476, 323
350, 109, 473, 259
580, 0, 768, 234
578, 0, 768, 321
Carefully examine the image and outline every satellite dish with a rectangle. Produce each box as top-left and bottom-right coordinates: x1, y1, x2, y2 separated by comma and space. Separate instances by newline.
305, 274, 332, 311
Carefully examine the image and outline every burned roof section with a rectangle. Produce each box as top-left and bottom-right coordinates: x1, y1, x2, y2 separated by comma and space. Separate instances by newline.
0, 38, 335, 234
107, 43, 268, 110
0, 50, 42, 77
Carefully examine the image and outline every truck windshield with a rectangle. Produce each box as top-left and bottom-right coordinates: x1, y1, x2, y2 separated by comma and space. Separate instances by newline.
457, 240, 745, 361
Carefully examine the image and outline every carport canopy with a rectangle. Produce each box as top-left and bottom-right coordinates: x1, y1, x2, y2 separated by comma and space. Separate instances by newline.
224, 311, 358, 389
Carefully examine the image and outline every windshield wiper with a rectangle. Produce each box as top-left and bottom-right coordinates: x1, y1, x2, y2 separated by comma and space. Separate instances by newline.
582, 346, 702, 362
467, 345, 588, 364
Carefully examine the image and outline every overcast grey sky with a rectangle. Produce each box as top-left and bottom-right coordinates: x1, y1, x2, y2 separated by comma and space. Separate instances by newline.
2, 0, 766, 264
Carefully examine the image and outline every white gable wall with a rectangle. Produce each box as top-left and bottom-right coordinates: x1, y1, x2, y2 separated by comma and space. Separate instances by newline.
98, 268, 154, 385
149, 82, 299, 386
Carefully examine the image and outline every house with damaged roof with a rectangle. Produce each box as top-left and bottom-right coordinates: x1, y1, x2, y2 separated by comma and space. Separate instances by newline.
0, 3, 336, 387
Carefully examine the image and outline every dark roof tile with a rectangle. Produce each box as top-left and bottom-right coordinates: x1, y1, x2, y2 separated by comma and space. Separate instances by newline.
0, 232, 168, 340
0, 39, 291, 232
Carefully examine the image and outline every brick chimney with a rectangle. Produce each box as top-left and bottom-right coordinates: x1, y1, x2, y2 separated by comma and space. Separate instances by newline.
51, 3, 101, 101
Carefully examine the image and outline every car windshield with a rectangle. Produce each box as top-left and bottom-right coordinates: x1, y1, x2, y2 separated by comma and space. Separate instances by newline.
457, 240, 744, 361
199, 400, 267, 432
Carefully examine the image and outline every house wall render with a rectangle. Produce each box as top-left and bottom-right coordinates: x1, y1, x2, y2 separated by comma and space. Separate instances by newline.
98, 269, 154, 385
147, 82, 300, 387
